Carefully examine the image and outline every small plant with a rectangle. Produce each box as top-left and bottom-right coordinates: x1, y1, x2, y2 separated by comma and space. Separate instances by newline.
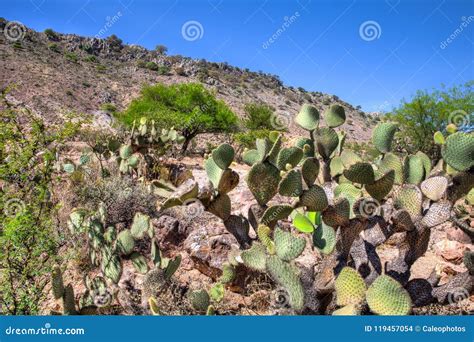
155, 44, 168, 55
48, 43, 60, 52
64, 52, 78, 63
145, 62, 159, 71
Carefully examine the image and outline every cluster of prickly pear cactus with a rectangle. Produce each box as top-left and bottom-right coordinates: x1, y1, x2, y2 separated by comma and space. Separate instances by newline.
118, 117, 185, 176
159, 101, 473, 314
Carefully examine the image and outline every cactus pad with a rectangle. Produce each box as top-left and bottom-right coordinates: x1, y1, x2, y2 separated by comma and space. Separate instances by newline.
295, 104, 320, 130
218, 169, 239, 194
257, 224, 275, 254
130, 212, 151, 239
441, 132, 474, 171
420, 200, 451, 228
315, 127, 339, 160
378, 152, 404, 184
301, 157, 320, 187
205, 157, 224, 189
246, 162, 280, 206
403, 155, 424, 185
295, 138, 315, 158
313, 222, 336, 254
372, 122, 398, 153
241, 242, 267, 271
322, 197, 350, 227
261, 205, 294, 226
330, 156, 344, 177
242, 149, 260, 166
208, 194, 232, 220
365, 169, 395, 200
219, 263, 236, 283
366, 275, 411, 315
116, 229, 135, 255
394, 185, 422, 218
299, 185, 329, 211
274, 227, 306, 261
266, 255, 304, 310
420, 176, 448, 201
51, 264, 65, 299
277, 147, 304, 170
212, 143, 234, 169
343, 162, 375, 185
335, 267, 366, 306
188, 289, 210, 312
324, 104, 346, 128
278, 169, 303, 197
130, 252, 149, 274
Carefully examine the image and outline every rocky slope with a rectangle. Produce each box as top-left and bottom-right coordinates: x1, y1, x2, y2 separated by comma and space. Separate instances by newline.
0, 19, 375, 141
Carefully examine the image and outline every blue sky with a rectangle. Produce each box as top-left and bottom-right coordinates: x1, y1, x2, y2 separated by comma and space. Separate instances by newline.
2, 0, 473, 112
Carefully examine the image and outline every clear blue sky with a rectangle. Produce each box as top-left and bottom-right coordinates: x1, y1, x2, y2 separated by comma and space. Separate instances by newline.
2, 0, 473, 112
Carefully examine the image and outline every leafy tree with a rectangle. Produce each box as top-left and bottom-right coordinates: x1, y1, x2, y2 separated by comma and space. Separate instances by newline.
243, 102, 278, 130
118, 83, 238, 153
0, 89, 81, 314
155, 44, 168, 55
387, 82, 473, 159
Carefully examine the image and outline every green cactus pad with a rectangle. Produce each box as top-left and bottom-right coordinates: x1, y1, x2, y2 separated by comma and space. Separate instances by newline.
218, 169, 239, 194
330, 156, 344, 177
68, 209, 86, 233
257, 224, 275, 254
324, 104, 346, 128
256, 138, 272, 160
267, 134, 282, 165
51, 264, 65, 299
246, 162, 280, 206
188, 289, 210, 312
119, 144, 132, 159
295, 104, 320, 130
299, 185, 329, 211
334, 183, 362, 200
372, 122, 398, 153
130, 212, 151, 239
205, 157, 224, 189
340, 150, 362, 168
415, 151, 432, 178
101, 248, 122, 284
274, 227, 306, 261
420, 176, 448, 201
392, 209, 415, 232
164, 254, 181, 280
433, 131, 445, 145
315, 127, 339, 160
151, 238, 161, 266
441, 132, 474, 171
116, 229, 135, 255
278, 169, 303, 197
277, 147, 304, 170
313, 222, 336, 254
266, 255, 304, 310
366, 275, 412, 315
403, 155, 424, 185
322, 197, 350, 227
335, 267, 366, 306
336, 131, 347, 155
242, 149, 260, 166
394, 185, 422, 218
241, 242, 267, 271
343, 162, 375, 185
208, 194, 232, 220
219, 263, 236, 283
332, 304, 360, 315
142, 267, 166, 298
212, 143, 235, 170
378, 152, 404, 184
131, 252, 149, 274
209, 283, 225, 302
261, 205, 294, 226
365, 169, 395, 201
301, 157, 320, 187
295, 138, 315, 158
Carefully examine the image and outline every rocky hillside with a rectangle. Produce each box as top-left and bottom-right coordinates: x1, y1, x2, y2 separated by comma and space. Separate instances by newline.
0, 19, 375, 140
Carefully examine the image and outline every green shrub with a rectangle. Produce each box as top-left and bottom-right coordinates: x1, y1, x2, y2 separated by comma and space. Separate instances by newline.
64, 52, 78, 63
145, 62, 159, 71
233, 129, 270, 149
157, 65, 170, 75
44, 28, 58, 40
96, 64, 107, 72
243, 102, 277, 130
117, 83, 238, 153
48, 43, 60, 53
101, 103, 117, 113
84, 55, 97, 63
155, 44, 168, 55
